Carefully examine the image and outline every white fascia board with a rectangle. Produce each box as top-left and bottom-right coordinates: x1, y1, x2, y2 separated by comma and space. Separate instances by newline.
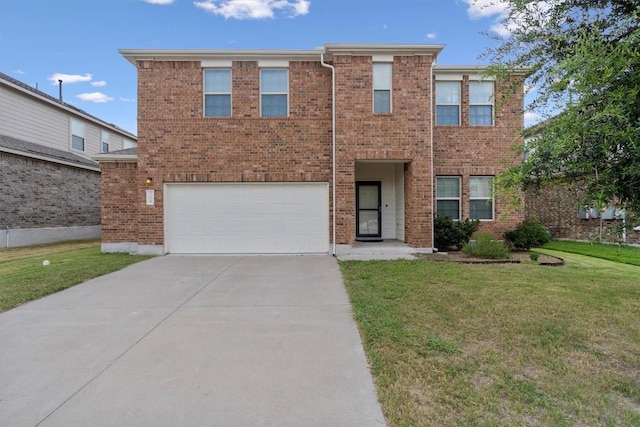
0, 146, 101, 172
119, 49, 321, 66
0, 78, 137, 141
91, 153, 138, 162
324, 44, 445, 57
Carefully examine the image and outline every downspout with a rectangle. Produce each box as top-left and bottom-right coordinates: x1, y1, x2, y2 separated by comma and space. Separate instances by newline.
430, 56, 436, 251
320, 52, 337, 256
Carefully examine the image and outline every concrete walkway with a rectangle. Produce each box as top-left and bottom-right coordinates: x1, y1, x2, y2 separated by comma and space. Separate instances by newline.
0, 256, 386, 427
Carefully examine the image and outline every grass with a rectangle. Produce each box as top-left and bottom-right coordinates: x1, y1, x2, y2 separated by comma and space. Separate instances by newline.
0, 240, 153, 312
340, 253, 640, 426
541, 240, 640, 267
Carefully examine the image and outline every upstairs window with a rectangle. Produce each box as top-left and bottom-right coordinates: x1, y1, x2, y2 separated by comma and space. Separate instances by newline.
373, 63, 392, 114
101, 131, 109, 153
435, 82, 461, 126
71, 120, 85, 151
204, 69, 232, 117
470, 176, 494, 220
469, 81, 494, 126
260, 69, 288, 117
436, 176, 461, 220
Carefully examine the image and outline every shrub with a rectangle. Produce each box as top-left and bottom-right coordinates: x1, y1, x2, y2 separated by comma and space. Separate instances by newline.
462, 233, 510, 259
529, 252, 540, 262
504, 219, 551, 250
434, 215, 481, 252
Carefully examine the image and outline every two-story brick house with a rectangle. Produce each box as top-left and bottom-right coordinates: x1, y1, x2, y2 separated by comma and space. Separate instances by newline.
96, 44, 524, 255
0, 72, 137, 248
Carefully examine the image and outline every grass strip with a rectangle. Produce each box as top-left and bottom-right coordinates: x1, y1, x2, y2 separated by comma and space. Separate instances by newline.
542, 240, 640, 266
0, 241, 152, 312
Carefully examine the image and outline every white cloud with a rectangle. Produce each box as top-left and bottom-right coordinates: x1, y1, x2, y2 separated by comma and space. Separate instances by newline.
194, 0, 310, 20
524, 111, 542, 125
14, 69, 25, 74
48, 73, 92, 84
142, 0, 175, 4
426, 32, 437, 40
464, 0, 509, 20
76, 92, 114, 103
91, 80, 106, 87
119, 97, 137, 102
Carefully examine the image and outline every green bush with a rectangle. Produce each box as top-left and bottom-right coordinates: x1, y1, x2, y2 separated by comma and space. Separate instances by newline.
504, 219, 551, 250
462, 233, 511, 259
434, 215, 481, 252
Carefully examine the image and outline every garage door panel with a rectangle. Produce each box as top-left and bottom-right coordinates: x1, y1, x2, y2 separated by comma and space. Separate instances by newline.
165, 183, 329, 254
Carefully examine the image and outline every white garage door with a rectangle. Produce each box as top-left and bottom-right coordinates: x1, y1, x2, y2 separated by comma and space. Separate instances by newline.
164, 183, 329, 254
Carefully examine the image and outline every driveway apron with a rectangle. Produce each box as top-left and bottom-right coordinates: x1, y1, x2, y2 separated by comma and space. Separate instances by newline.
0, 255, 386, 427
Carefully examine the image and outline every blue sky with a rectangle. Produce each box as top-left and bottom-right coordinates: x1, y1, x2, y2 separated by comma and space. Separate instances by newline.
0, 0, 520, 135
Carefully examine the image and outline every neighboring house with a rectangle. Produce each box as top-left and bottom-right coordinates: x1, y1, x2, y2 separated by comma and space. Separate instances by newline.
0, 72, 137, 248
95, 43, 524, 255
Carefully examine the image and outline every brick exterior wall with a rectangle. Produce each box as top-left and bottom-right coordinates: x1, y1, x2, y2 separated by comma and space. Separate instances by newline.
526, 181, 640, 245
334, 55, 434, 246
0, 151, 100, 229
100, 161, 138, 242
100, 49, 525, 251
434, 75, 525, 238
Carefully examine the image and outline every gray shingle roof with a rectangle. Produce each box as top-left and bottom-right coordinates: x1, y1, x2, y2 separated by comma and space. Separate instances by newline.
0, 134, 99, 170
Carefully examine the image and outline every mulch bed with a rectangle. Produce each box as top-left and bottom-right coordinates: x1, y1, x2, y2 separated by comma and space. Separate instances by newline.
415, 251, 564, 266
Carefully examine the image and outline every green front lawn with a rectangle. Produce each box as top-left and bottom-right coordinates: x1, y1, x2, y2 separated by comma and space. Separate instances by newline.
0, 240, 152, 312
541, 240, 640, 266
341, 252, 640, 426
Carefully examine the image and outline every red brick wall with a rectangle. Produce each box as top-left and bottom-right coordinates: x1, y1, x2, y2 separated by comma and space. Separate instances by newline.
100, 162, 138, 242
334, 55, 434, 246
434, 75, 525, 238
526, 181, 640, 244
135, 60, 333, 245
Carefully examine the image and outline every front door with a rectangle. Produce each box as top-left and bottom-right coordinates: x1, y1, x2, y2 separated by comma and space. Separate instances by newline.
356, 181, 382, 239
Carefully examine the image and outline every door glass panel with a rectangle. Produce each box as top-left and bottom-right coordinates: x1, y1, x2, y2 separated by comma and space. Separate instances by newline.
359, 185, 379, 209
359, 211, 379, 235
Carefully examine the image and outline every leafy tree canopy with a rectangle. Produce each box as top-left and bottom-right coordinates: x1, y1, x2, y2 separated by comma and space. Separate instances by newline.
484, 0, 640, 213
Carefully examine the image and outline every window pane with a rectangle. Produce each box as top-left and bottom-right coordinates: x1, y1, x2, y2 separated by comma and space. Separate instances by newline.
437, 200, 460, 220
72, 135, 84, 151
261, 69, 287, 93
470, 200, 493, 220
469, 81, 493, 104
204, 70, 231, 92
71, 120, 84, 136
373, 63, 392, 90
470, 177, 493, 198
261, 94, 287, 117
436, 82, 460, 103
437, 177, 460, 198
374, 90, 391, 113
205, 94, 231, 117
102, 141, 109, 153
436, 105, 459, 126
470, 105, 493, 126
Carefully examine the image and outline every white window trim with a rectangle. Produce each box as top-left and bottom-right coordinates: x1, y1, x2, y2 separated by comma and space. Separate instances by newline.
470, 176, 495, 221
373, 62, 392, 114
203, 69, 232, 118
436, 176, 461, 220
469, 81, 495, 126
70, 119, 85, 152
435, 81, 461, 126
260, 68, 289, 118
101, 130, 110, 153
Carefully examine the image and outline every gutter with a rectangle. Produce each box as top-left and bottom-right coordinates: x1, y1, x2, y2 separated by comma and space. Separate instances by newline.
320, 53, 337, 256
430, 55, 436, 251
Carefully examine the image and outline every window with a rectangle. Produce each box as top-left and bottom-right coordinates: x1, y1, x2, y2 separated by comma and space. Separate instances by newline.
373, 63, 392, 114
71, 120, 85, 151
469, 81, 494, 126
435, 82, 460, 126
436, 177, 461, 220
470, 176, 494, 220
204, 69, 232, 117
101, 131, 109, 153
260, 69, 288, 117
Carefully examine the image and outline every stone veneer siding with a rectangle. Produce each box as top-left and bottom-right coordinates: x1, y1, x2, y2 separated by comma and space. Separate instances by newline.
0, 151, 100, 229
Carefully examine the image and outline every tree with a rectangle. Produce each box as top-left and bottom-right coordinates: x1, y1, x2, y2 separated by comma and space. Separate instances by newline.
483, 0, 640, 215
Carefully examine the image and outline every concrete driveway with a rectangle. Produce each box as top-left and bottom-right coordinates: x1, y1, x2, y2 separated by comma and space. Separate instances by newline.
0, 255, 386, 427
